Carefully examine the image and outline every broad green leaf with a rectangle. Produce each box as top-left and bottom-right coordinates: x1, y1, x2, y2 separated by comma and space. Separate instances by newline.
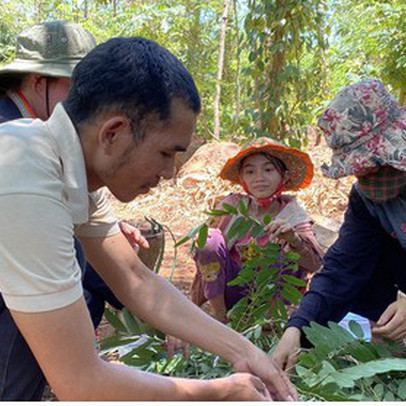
324, 358, 406, 388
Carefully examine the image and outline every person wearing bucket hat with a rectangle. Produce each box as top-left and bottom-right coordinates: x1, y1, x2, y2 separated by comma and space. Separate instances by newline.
189, 137, 323, 323
0, 37, 299, 401
0, 21, 149, 401
273, 78, 406, 371
0, 20, 96, 120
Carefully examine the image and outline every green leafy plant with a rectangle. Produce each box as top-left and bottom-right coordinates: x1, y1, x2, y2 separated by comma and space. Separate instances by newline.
103, 199, 406, 401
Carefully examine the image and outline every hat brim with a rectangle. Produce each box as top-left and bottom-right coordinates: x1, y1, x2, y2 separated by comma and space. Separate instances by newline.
0, 58, 78, 79
220, 143, 313, 191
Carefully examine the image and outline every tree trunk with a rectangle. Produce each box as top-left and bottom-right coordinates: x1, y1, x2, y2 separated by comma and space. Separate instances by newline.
233, 0, 241, 120
213, 0, 231, 140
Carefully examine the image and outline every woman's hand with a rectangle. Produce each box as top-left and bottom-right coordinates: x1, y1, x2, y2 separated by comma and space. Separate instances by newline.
271, 327, 302, 372
266, 219, 302, 247
372, 290, 406, 342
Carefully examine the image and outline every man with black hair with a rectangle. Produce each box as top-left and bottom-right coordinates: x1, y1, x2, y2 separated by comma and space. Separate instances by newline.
0, 21, 148, 401
0, 36, 297, 401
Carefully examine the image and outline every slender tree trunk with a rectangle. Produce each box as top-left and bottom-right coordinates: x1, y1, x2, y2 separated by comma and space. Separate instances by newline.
213, 0, 231, 140
233, 0, 241, 120
84, 0, 88, 19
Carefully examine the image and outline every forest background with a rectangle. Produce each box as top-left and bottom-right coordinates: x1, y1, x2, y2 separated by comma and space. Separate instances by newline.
1, 0, 406, 147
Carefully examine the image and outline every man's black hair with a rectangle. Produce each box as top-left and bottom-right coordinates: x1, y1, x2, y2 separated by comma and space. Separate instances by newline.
64, 37, 201, 139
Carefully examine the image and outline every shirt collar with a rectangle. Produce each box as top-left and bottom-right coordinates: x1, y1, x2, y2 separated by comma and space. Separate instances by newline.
6, 90, 36, 118
45, 103, 89, 224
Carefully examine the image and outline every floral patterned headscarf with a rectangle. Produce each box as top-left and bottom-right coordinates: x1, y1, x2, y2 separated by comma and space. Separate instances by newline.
318, 78, 406, 179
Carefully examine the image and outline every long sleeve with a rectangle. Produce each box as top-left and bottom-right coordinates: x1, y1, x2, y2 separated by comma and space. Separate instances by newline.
288, 186, 385, 330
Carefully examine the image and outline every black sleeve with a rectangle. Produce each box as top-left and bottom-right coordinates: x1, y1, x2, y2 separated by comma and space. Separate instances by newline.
288, 185, 385, 331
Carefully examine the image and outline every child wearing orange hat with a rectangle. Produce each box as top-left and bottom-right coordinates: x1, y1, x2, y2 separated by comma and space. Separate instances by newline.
190, 137, 323, 322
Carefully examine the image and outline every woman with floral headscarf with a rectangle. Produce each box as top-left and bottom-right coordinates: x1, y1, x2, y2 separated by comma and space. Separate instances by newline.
273, 78, 406, 371
190, 137, 323, 323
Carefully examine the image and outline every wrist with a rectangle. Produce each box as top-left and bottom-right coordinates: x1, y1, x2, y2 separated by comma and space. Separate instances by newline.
184, 378, 225, 401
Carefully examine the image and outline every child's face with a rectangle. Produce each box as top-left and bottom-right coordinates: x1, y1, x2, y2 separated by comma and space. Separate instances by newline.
240, 154, 285, 198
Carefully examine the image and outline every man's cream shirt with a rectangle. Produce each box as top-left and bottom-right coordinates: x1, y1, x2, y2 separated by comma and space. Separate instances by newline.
0, 104, 120, 312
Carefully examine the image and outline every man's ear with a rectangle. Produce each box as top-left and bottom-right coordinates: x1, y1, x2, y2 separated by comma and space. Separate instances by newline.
31, 74, 47, 95
98, 116, 132, 155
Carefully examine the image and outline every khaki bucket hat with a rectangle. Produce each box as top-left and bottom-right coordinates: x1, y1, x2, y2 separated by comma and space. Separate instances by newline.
0, 20, 96, 79
220, 137, 314, 191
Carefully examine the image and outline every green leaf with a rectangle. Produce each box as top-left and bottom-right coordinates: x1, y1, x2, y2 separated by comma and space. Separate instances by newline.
100, 334, 141, 352
197, 223, 209, 250
251, 222, 265, 238
175, 223, 203, 247
122, 309, 142, 334
174, 235, 191, 247
263, 214, 272, 225
205, 209, 229, 216
324, 358, 406, 388
227, 268, 253, 286
348, 320, 365, 338
237, 219, 253, 240
284, 251, 300, 262
104, 307, 127, 333
281, 274, 307, 287
221, 202, 239, 215
238, 199, 248, 216
397, 380, 406, 400
280, 284, 302, 305
227, 216, 246, 240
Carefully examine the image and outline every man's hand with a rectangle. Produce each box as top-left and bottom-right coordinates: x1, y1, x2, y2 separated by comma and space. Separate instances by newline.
233, 346, 298, 401
266, 219, 301, 247
271, 327, 301, 372
164, 335, 190, 359
372, 290, 406, 342
212, 373, 271, 401
119, 221, 150, 253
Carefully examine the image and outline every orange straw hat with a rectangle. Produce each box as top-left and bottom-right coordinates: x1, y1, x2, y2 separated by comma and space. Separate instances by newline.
220, 137, 313, 191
